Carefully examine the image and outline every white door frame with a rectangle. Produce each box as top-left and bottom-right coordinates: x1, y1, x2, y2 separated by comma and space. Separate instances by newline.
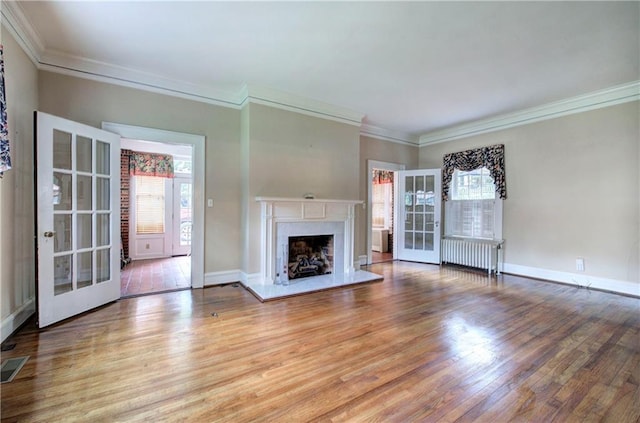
102, 122, 205, 288
366, 160, 405, 265
172, 176, 193, 257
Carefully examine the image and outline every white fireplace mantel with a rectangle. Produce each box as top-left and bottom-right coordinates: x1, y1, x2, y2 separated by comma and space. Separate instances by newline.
256, 197, 363, 285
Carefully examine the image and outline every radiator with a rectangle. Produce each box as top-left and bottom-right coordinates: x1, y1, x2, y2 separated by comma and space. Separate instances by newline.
441, 238, 503, 275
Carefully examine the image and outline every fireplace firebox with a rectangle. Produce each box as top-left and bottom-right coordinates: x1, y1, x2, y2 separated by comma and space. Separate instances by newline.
288, 235, 334, 280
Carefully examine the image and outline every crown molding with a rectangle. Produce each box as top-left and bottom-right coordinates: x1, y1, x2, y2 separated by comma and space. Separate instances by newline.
1, 0, 44, 64
3, 0, 364, 126
240, 84, 365, 127
5, 0, 637, 146
360, 123, 418, 146
419, 81, 640, 146
1, 0, 242, 109
39, 49, 243, 109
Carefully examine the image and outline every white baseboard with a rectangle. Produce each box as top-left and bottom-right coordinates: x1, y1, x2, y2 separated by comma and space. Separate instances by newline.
502, 263, 639, 297
241, 272, 264, 286
203, 270, 265, 288
203, 270, 242, 286
2, 297, 36, 343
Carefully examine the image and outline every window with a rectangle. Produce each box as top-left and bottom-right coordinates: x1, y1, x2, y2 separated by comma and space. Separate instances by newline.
372, 182, 393, 228
445, 167, 502, 240
173, 157, 192, 174
135, 176, 165, 234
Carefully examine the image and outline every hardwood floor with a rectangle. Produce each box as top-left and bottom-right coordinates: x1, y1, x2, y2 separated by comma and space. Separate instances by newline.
371, 251, 393, 263
2, 261, 638, 422
120, 256, 191, 297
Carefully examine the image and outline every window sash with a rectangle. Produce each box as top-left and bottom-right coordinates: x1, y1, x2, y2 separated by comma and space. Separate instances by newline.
135, 176, 165, 234
371, 182, 393, 229
445, 199, 496, 240
451, 167, 496, 200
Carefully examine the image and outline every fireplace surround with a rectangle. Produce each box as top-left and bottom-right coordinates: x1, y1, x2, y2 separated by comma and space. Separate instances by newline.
256, 197, 363, 285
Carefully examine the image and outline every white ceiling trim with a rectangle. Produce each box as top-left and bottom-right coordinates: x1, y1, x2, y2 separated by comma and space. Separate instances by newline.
419, 81, 640, 146
240, 84, 365, 127
5, 1, 637, 147
1, 1, 44, 64
5, 0, 365, 127
38, 51, 243, 109
360, 124, 418, 146
5, 0, 364, 127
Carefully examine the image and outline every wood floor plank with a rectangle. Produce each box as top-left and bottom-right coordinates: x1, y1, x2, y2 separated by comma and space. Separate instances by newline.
1, 261, 638, 422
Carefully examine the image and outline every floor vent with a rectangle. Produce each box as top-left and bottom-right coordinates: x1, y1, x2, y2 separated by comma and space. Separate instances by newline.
1, 342, 16, 351
1, 356, 29, 383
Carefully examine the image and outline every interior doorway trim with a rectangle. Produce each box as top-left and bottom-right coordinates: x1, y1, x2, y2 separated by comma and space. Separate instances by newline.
101, 122, 206, 288
367, 160, 405, 265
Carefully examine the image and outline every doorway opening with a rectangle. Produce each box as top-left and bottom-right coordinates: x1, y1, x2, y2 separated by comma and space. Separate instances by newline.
102, 121, 206, 293
120, 138, 193, 297
367, 160, 405, 265
371, 169, 394, 263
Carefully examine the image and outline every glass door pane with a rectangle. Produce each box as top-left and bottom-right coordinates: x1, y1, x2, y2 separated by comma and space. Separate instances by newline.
179, 182, 192, 247
37, 111, 121, 328
404, 175, 414, 249
53, 132, 73, 295
396, 169, 441, 264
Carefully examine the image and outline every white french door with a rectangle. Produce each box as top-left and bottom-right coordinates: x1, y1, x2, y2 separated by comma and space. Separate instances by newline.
36, 112, 120, 328
172, 177, 192, 256
395, 169, 441, 264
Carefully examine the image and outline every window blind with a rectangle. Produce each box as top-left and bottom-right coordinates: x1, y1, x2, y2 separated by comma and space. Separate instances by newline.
135, 176, 165, 234
445, 167, 501, 240
445, 199, 495, 239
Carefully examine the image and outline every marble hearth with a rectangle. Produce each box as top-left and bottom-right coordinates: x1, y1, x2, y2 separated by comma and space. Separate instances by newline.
248, 197, 382, 301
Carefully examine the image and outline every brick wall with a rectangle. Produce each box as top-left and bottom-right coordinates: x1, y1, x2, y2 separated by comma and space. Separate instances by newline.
120, 149, 132, 259
388, 180, 394, 252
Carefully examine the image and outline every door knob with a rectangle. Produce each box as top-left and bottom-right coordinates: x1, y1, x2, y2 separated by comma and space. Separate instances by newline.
44, 231, 55, 238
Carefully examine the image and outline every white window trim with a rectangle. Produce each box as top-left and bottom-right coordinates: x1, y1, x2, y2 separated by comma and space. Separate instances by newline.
128, 175, 173, 260
494, 199, 503, 241
445, 167, 503, 241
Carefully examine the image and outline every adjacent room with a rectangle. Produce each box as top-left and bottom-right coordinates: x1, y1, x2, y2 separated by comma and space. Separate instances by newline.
1, 1, 638, 421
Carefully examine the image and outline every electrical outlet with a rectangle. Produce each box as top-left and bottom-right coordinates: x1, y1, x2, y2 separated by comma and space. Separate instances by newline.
576, 258, 585, 272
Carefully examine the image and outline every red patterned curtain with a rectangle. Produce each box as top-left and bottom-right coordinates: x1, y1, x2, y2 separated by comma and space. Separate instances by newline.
129, 151, 174, 178
372, 169, 393, 185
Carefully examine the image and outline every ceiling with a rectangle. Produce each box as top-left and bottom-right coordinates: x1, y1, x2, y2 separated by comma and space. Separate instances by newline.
5, 1, 639, 144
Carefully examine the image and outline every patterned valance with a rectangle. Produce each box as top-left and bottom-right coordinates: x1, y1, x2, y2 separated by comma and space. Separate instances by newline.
0, 45, 11, 178
442, 144, 506, 201
372, 169, 393, 185
129, 151, 174, 178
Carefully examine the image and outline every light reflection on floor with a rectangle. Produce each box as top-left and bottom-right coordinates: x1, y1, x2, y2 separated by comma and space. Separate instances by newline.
444, 315, 497, 365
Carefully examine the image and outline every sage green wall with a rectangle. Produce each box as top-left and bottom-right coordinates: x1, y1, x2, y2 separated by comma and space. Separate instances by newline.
244, 103, 361, 275
1, 27, 38, 340
418, 101, 640, 286
38, 71, 243, 275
